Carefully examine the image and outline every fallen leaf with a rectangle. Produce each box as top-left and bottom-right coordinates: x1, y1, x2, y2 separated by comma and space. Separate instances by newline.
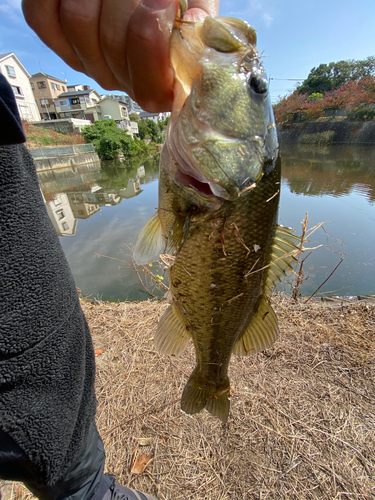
131, 453, 154, 475
95, 349, 104, 356
137, 437, 153, 446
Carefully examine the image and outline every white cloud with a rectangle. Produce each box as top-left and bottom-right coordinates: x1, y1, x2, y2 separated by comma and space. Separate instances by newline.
0, 0, 23, 22
221, 0, 274, 28
262, 12, 274, 27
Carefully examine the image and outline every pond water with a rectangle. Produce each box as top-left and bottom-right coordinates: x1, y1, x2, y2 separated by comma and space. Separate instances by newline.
38, 144, 375, 301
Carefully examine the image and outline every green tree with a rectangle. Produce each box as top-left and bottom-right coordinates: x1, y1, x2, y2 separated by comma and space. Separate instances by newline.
299, 57, 375, 95
129, 112, 140, 122
157, 116, 169, 132
137, 120, 150, 140
137, 118, 164, 143
82, 119, 143, 160
82, 119, 118, 142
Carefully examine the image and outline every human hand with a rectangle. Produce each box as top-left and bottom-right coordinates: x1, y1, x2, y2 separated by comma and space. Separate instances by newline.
22, 0, 219, 112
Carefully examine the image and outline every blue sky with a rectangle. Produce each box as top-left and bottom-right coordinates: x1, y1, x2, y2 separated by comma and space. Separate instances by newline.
1, 0, 374, 104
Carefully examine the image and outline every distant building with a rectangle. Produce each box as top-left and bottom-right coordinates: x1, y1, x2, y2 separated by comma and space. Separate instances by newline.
98, 96, 133, 135
54, 86, 102, 122
139, 110, 170, 123
130, 122, 139, 136
29, 72, 68, 120
67, 84, 85, 92
104, 93, 143, 114
0, 52, 39, 122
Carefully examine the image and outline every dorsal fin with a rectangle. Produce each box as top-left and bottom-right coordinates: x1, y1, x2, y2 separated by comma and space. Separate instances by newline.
233, 295, 279, 356
265, 225, 301, 292
154, 303, 190, 357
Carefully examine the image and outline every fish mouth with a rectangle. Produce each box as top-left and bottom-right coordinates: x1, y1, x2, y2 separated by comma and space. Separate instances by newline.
169, 119, 233, 200
167, 127, 231, 201
175, 169, 216, 198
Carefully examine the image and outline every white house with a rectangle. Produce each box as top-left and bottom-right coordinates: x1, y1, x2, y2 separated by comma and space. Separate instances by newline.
0, 52, 40, 122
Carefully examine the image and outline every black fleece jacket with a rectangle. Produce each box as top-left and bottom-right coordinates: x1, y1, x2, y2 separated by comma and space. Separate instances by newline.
0, 73, 97, 487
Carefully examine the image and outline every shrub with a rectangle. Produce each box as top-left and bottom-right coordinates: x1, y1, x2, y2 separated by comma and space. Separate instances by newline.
301, 131, 335, 145
82, 119, 146, 160
347, 107, 375, 121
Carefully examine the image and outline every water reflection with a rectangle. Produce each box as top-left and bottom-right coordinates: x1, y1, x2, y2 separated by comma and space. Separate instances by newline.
41, 155, 159, 237
37, 145, 375, 300
280, 145, 375, 202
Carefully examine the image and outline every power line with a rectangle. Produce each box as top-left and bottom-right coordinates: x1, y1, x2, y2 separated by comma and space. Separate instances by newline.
269, 78, 304, 81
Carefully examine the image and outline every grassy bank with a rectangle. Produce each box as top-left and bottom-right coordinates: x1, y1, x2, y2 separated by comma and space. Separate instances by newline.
2, 293, 374, 499
22, 122, 85, 149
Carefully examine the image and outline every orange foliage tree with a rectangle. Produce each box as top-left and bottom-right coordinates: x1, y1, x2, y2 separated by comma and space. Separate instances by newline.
274, 76, 375, 124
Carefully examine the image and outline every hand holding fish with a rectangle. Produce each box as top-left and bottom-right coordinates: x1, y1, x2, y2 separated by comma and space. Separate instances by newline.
22, 0, 219, 112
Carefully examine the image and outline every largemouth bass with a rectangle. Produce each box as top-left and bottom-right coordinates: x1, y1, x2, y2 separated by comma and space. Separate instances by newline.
134, 15, 298, 422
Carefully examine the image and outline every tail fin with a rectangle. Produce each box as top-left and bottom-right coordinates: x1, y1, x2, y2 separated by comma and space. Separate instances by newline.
181, 370, 230, 423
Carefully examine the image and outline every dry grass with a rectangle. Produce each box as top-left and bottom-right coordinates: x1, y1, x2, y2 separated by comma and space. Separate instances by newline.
2, 294, 375, 499
22, 122, 85, 149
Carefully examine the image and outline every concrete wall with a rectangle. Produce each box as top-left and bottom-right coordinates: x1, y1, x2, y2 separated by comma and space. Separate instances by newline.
32, 118, 91, 133
277, 121, 375, 146
35, 152, 99, 171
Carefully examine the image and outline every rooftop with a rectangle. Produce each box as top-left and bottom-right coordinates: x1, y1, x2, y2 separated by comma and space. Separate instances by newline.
0, 52, 13, 60
30, 72, 66, 83
57, 90, 92, 98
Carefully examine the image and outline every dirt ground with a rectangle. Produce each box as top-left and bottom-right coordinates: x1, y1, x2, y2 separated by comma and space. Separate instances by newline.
2, 294, 374, 499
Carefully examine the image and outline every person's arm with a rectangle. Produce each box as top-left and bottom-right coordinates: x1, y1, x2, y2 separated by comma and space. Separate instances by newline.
22, 0, 219, 113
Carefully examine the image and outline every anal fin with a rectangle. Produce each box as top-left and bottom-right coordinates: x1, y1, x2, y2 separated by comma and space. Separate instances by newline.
233, 295, 279, 356
154, 303, 190, 357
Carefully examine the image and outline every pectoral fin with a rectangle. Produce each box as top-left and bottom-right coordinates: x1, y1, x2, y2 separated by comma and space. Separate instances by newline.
154, 303, 190, 357
133, 211, 164, 265
265, 225, 300, 292
233, 295, 279, 356
166, 213, 190, 257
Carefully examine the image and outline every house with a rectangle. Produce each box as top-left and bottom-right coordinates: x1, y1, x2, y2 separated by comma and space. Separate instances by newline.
44, 193, 77, 236
104, 93, 143, 114
130, 121, 139, 136
67, 84, 85, 92
98, 96, 137, 136
29, 72, 68, 120
54, 86, 102, 122
139, 110, 170, 123
0, 52, 40, 122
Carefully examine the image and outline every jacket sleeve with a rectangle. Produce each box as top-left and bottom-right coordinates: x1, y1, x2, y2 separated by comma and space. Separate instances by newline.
0, 74, 100, 491
0, 73, 26, 146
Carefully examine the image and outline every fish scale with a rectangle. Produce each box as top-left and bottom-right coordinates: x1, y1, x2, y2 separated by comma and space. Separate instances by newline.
169, 160, 281, 385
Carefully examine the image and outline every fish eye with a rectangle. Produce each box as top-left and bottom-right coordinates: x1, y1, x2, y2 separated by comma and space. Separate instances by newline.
249, 74, 268, 94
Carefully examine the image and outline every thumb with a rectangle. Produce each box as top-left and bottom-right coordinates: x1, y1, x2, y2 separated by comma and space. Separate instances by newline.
126, 0, 179, 112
